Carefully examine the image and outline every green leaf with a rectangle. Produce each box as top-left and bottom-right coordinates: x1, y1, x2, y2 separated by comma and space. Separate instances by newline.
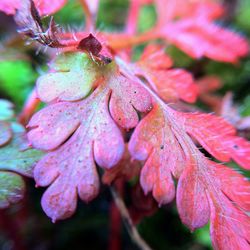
0, 123, 44, 177
0, 171, 25, 209
0, 121, 12, 146
138, 5, 156, 33
240, 96, 250, 117
0, 60, 37, 108
37, 52, 101, 103
0, 99, 14, 120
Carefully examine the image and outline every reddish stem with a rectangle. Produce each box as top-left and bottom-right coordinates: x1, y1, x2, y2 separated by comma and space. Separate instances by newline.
108, 179, 124, 250
78, 0, 96, 32
18, 88, 40, 126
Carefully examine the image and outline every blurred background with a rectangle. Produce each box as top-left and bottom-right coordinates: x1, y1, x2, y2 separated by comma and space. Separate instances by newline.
0, 0, 249, 249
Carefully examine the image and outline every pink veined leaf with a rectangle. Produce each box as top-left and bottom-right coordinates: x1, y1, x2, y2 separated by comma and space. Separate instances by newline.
152, 0, 249, 63
132, 45, 198, 103
129, 101, 250, 249
28, 52, 152, 221
177, 112, 250, 169
177, 157, 250, 250
155, 0, 223, 22
129, 104, 185, 205
159, 18, 249, 63
0, 0, 67, 16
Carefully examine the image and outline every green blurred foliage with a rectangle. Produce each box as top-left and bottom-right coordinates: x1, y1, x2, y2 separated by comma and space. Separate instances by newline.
194, 224, 212, 250
235, 0, 250, 36
97, 0, 129, 31
138, 5, 156, 33
241, 96, 250, 116
54, 0, 84, 26
0, 60, 37, 109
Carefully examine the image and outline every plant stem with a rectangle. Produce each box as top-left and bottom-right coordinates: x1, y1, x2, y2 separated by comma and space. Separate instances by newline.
18, 88, 40, 126
110, 186, 153, 250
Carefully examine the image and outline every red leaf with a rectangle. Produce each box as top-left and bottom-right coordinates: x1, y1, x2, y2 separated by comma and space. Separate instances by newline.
129, 105, 184, 205
153, 0, 248, 62
176, 160, 210, 230
129, 100, 250, 249
159, 19, 249, 63
178, 112, 250, 169
133, 45, 198, 103
178, 158, 250, 249
0, 0, 67, 16
155, 0, 224, 23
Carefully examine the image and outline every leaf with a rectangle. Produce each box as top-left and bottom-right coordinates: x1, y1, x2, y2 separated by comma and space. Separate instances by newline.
0, 122, 12, 146
0, 100, 14, 120
160, 19, 248, 63
0, 171, 25, 209
0, 123, 44, 177
37, 53, 100, 103
177, 158, 250, 249
0, 61, 37, 108
28, 53, 152, 221
102, 145, 141, 185
129, 104, 184, 205
178, 112, 250, 169
155, 0, 223, 23
0, 101, 43, 209
0, 0, 67, 16
129, 101, 250, 249
133, 45, 197, 103
153, 1, 249, 63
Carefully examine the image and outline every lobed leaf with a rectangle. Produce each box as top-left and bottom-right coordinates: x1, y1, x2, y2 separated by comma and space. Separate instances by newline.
0, 171, 25, 209
129, 101, 250, 249
0, 101, 43, 209
178, 112, 250, 169
37, 53, 100, 103
133, 45, 198, 103
0, 100, 14, 121
160, 19, 249, 63
0, 123, 44, 177
28, 53, 152, 221
0, 122, 12, 146
153, 0, 249, 63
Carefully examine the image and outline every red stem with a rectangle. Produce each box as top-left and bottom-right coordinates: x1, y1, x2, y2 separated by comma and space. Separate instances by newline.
18, 88, 40, 126
108, 179, 124, 250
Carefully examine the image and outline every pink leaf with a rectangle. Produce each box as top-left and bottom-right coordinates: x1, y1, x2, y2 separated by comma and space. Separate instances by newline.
129, 105, 185, 204
133, 45, 197, 103
176, 161, 210, 231
29, 52, 152, 221
160, 19, 249, 63
30, 88, 124, 221
129, 100, 250, 249
0, 0, 67, 16
178, 112, 250, 169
